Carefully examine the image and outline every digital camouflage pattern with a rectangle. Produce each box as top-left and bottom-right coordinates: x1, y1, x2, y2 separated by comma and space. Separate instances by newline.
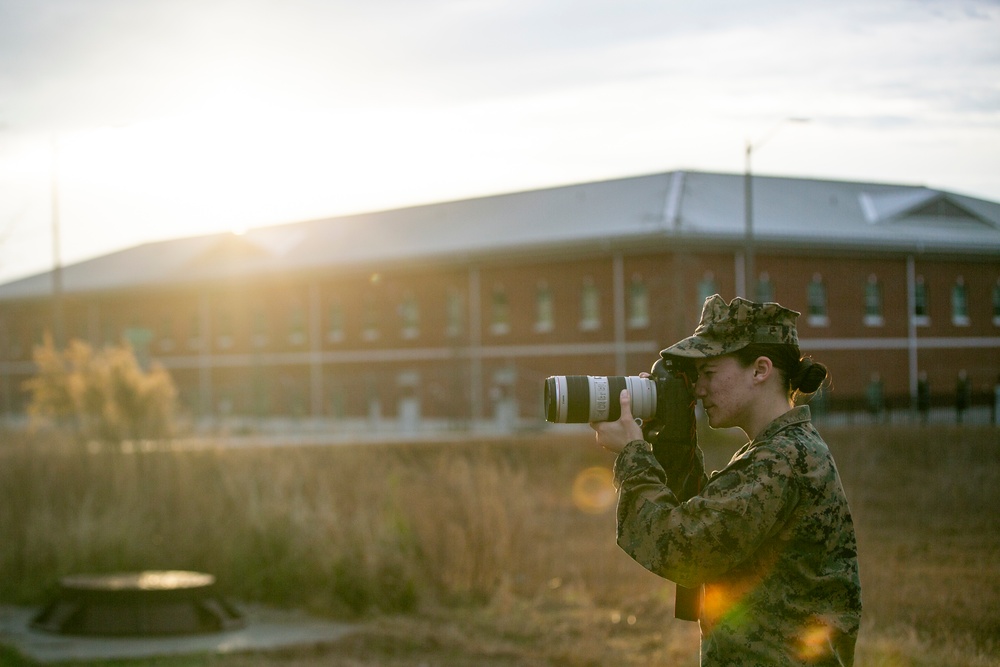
614, 406, 862, 666
661, 294, 800, 359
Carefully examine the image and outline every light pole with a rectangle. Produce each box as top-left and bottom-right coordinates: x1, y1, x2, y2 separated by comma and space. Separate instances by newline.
50, 135, 64, 348
743, 117, 809, 301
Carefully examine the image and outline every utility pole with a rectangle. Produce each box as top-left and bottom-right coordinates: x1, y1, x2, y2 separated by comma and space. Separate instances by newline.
51, 136, 64, 348
743, 118, 810, 301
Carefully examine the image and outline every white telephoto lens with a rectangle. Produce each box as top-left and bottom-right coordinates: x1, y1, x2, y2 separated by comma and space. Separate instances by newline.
625, 376, 657, 420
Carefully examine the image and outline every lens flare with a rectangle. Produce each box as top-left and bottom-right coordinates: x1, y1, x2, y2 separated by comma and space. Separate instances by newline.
796, 623, 834, 662
571, 466, 615, 514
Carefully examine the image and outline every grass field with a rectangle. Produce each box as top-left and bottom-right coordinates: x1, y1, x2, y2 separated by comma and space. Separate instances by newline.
0, 423, 998, 666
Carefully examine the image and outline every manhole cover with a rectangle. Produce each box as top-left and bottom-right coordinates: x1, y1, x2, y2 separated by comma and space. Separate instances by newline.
31, 570, 244, 637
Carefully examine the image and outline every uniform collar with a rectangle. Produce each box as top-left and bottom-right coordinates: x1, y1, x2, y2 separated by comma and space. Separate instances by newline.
752, 405, 812, 444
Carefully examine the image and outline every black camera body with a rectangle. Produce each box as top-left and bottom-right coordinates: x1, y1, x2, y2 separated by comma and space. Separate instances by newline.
640, 357, 697, 469
543, 357, 695, 449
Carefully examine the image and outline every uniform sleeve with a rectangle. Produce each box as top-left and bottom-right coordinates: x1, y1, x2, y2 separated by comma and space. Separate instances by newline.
612, 440, 800, 588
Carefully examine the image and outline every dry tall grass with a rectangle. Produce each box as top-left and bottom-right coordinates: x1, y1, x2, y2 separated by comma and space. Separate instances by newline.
1, 424, 997, 666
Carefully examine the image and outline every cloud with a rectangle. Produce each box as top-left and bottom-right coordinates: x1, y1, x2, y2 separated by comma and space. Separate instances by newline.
0, 0, 998, 283
2, 0, 997, 130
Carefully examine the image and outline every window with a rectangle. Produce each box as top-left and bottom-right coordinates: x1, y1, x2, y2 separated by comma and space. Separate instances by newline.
807, 273, 829, 326
286, 378, 306, 417
362, 293, 380, 341
993, 278, 1000, 326
251, 308, 269, 348
251, 367, 270, 416
490, 285, 509, 335
123, 324, 153, 366
4, 318, 21, 359
446, 288, 464, 337
697, 271, 718, 310
327, 381, 346, 419
188, 311, 202, 350
13, 329, 26, 358
534, 281, 554, 333
37, 323, 50, 347
579, 278, 600, 331
863, 274, 884, 327
913, 275, 930, 326
327, 302, 344, 343
951, 276, 970, 326
400, 291, 420, 339
216, 310, 234, 349
628, 275, 650, 329
757, 272, 775, 303
288, 303, 306, 345
159, 315, 175, 352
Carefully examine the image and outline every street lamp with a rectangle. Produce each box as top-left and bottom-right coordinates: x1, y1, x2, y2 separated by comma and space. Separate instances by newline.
743, 117, 810, 301
50, 136, 64, 348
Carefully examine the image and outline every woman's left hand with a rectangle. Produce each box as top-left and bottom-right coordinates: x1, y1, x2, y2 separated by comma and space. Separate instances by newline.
590, 389, 645, 453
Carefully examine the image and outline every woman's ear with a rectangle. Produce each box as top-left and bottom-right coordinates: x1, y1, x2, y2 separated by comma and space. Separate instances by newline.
752, 356, 773, 382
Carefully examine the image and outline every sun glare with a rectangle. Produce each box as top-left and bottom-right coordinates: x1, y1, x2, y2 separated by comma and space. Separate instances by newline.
48, 101, 355, 242
572, 466, 616, 514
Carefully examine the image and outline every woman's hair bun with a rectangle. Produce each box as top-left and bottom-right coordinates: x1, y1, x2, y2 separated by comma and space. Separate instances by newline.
791, 357, 828, 394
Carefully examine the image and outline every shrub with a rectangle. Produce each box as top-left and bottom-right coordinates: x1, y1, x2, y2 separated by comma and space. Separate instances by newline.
23, 335, 178, 445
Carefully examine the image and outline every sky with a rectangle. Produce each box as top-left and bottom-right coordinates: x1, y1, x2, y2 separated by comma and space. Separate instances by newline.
0, 0, 998, 284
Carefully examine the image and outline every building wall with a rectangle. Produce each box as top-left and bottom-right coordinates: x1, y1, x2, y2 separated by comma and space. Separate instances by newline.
2, 246, 999, 424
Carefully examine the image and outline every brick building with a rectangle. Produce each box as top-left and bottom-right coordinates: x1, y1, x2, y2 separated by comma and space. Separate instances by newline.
1, 170, 998, 429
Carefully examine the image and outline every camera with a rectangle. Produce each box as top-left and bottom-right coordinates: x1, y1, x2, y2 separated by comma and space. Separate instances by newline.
543, 357, 693, 426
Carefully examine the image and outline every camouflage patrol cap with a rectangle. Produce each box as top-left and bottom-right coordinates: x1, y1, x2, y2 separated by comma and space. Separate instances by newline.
661, 294, 800, 359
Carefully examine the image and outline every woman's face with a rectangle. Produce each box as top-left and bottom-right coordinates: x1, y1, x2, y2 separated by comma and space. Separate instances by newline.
693, 354, 756, 431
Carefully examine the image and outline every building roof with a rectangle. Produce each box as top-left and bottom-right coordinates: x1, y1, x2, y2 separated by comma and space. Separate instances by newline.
2, 170, 999, 301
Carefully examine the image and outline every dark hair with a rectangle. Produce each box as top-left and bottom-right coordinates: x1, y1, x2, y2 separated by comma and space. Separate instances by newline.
732, 343, 828, 399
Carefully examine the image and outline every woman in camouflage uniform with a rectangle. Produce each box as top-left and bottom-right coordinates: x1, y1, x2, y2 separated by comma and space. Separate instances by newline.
592, 295, 862, 666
